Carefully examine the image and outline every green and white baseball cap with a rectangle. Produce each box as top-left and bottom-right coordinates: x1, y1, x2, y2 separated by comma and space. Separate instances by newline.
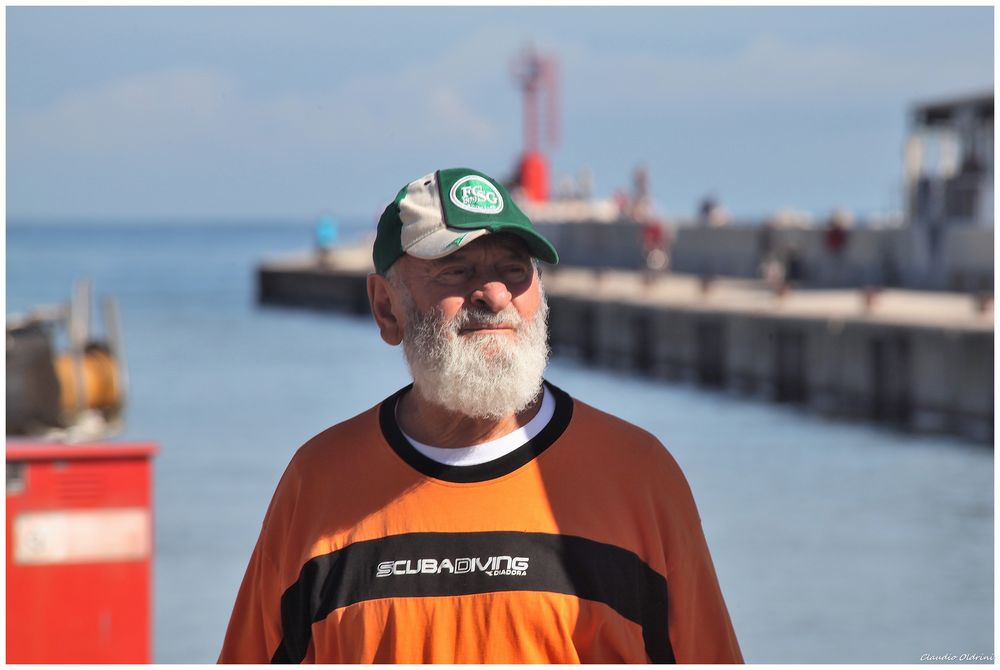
373, 167, 559, 274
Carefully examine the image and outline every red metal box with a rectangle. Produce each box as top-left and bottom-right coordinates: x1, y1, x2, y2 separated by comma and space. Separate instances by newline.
6, 441, 158, 663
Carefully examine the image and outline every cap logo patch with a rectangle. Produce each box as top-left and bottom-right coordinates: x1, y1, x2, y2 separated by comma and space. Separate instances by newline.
449, 175, 504, 214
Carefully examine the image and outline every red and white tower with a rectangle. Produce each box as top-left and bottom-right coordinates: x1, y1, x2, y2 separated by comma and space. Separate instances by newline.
511, 46, 558, 202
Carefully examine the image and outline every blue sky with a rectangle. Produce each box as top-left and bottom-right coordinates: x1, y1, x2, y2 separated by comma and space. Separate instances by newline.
6, 6, 994, 223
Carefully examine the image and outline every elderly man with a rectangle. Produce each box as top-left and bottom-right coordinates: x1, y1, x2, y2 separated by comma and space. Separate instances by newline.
219, 168, 742, 664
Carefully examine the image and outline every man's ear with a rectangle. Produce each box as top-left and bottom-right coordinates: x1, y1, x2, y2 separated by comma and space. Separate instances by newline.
367, 273, 404, 346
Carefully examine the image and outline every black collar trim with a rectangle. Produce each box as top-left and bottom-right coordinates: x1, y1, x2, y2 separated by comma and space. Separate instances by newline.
378, 380, 573, 483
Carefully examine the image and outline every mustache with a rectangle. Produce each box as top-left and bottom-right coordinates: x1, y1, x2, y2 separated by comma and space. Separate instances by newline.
447, 306, 524, 332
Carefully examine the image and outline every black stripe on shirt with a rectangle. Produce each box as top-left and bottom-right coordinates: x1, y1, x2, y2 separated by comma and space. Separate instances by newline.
270, 530, 674, 664
378, 380, 574, 483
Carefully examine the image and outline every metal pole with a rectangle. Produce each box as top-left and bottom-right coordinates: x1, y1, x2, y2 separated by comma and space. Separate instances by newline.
69, 279, 92, 412
103, 296, 128, 413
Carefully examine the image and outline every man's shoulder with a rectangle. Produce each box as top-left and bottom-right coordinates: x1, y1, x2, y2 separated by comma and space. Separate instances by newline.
562, 390, 664, 450
286, 393, 393, 473
552, 384, 682, 468
556, 386, 698, 517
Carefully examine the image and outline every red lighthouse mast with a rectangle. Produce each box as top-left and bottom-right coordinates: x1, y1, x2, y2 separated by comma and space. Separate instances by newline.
511, 46, 558, 203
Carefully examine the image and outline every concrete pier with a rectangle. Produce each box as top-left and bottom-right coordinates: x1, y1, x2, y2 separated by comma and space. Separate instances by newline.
258, 249, 373, 315
256, 251, 994, 443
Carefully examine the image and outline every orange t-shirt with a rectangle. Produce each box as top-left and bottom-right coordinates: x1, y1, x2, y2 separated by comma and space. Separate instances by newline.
218, 382, 742, 664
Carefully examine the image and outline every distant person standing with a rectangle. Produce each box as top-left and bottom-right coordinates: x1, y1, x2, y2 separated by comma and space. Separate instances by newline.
757, 217, 777, 267
823, 209, 852, 285
631, 163, 653, 222
758, 217, 786, 291
699, 195, 730, 227
642, 219, 672, 272
823, 209, 851, 256
314, 215, 339, 267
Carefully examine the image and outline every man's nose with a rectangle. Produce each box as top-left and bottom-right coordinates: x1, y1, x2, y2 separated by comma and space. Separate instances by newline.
470, 280, 513, 313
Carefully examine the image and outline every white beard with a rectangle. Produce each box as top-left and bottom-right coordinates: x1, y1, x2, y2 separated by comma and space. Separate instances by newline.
398, 287, 550, 420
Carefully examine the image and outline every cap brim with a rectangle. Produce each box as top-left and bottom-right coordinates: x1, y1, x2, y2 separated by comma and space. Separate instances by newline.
404, 227, 491, 260
405, 225, 559, 265
491, 223, 560, 265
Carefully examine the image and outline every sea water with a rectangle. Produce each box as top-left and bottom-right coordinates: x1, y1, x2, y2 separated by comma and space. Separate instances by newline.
6, 222, 993, 663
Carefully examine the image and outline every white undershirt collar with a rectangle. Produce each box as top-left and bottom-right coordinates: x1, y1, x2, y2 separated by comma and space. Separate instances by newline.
397, 385, 555, 466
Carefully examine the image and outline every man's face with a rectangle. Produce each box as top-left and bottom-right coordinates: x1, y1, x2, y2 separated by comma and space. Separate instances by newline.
391, 233, 542, 338
386, 234, 550, 420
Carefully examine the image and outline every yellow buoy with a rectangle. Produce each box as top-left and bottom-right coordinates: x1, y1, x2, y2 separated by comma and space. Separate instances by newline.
54, 346, 122, 412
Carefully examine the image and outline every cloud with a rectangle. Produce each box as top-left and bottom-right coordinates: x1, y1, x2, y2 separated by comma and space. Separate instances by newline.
557, 34, 991, 113
8, 59, 502, 162
10, 68, 238, 153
